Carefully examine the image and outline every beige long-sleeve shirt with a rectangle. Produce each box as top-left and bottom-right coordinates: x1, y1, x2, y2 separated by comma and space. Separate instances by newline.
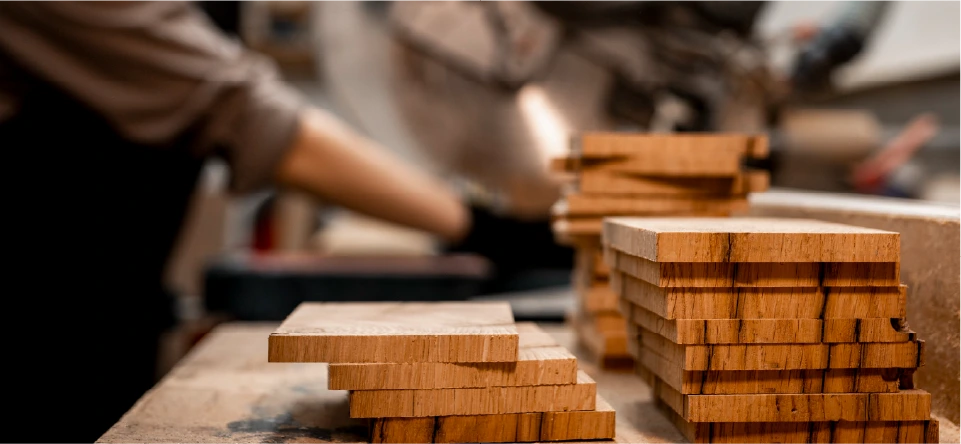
0, 1, 304, 192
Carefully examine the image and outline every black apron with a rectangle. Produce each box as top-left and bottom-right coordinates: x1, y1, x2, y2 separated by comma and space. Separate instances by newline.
1, 80, 201, 442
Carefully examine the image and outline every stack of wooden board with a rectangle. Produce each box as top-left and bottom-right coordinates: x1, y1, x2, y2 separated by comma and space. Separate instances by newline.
602, 217, 939, 443
268, 302, 616, 443
550, 133, 770, 369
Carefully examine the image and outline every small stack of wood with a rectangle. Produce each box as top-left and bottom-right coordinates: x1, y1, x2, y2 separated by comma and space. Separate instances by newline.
602, 217, 939, 443
550, 133, 770, 369
268, 302, 616, 443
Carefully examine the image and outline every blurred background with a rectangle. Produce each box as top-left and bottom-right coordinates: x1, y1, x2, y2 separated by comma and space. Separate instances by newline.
164, 0, 959, 373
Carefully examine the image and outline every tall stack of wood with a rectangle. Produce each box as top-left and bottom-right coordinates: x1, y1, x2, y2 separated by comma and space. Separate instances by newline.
551, 133, 770, 368
602, 217, 939, 443
268, 302, 616, 443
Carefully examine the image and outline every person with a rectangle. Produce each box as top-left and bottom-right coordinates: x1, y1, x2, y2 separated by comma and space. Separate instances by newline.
0, 2, 526, 441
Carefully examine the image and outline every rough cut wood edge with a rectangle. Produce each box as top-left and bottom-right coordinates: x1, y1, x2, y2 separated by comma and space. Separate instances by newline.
602, 217, 900, 263
368, 395, 616, 443
612, 271, 907, 320
606, 248, 901, 288
633, 326, 924, 371
348, 371, 597, 418
577, 169, 769, 196
626, 302, 915, 344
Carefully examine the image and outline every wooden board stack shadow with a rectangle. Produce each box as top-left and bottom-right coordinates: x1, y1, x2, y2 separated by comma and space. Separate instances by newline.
268, 302, 616, 443
550, 133, 770, 369
601, 217, 939, 443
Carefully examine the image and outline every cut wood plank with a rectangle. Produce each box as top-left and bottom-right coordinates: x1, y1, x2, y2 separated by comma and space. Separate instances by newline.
347, 371, 596, 418
636, 344, 904, 394
607, 248, 901, 287
572, 312, 633, 368
268, 302, 518, 363
675, 389, 932, 422
603, 217, 900, 263
656, 396, 938, 444
627, 303, 915, 344
578, 169, 769, 195
559, 194, 748, 217
636, 327, 923, 371
328, 324, 577, 390
592, 311, 629, 333
368, 396, 616, 443
575, 133, 768, 159
613, 271, 906, 320
579, 282, 619, 313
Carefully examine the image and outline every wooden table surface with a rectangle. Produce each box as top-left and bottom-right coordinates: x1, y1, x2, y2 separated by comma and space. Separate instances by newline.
98, 322, 959, 443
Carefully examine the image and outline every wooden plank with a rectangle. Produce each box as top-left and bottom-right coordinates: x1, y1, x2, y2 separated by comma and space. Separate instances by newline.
636, 344, 904, 394
607, 249, 901, 287
637, 328, 923, 371
572, 312, 633, 367
268, 302, 518, 363
347, 371, 597, 418
657, 398, 938, 444
603, 217, 900, 263
328, 323, 577, 390
580, 283, 619, 313
428, 402, 614, 442
559, 194, 748, 217
368, 396, 616, 443
614, 271, 906, 320
627, 303, 914, 344
578, 169, 769, 195
678, 390, 932, 422
575, 133, 767, 159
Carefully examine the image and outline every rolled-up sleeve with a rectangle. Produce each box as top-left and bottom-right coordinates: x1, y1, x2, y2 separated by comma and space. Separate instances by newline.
0, 1, 304, 192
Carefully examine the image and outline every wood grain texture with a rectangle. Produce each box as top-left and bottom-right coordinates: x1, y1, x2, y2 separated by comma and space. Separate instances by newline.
578, 169, 769, 196
368, 396, 616, 443
606, 249, 900, 288
636, 345, 905, 394
572, 312, 632, 365
603, 217, 900, 263
579, 282, 619, 314
560, 194, 748, 217
635, 328, 923, 371
658, 395, 938, 444
561, 133, 767, 177
626, 303, 914, 344
268, 302, 518, 363
328, 323, 576, 390
347, 371, 596, 418
645, 369, 932, 423
613, 271, 906, 320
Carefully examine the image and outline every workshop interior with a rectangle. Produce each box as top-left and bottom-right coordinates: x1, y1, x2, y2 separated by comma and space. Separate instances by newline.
1, 1, 958, 443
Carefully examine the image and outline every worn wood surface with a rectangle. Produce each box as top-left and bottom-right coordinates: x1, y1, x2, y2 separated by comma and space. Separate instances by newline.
749, 190, 960, 425
268, 302, 518, 363
97, 323, 959, 443
603, 217, 900, 263
328, 323, 576, 390
575, 133, 768, 160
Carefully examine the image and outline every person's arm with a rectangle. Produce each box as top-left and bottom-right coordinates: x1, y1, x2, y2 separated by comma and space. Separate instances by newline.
0, 2, 468, 242
276, 109, 469, 242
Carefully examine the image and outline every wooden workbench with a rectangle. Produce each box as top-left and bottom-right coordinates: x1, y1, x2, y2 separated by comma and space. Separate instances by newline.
98, 322, 959, 443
